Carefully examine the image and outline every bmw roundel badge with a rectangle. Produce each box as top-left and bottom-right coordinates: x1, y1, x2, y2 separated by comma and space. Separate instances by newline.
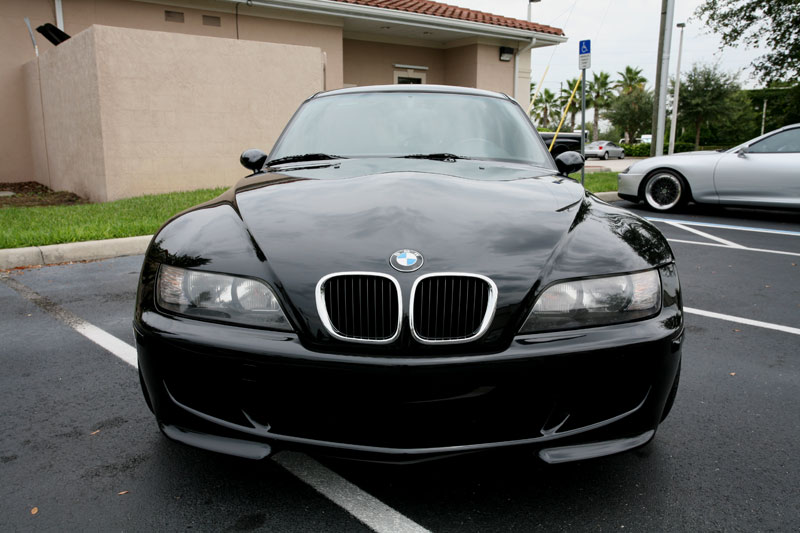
390, 249, 423, 272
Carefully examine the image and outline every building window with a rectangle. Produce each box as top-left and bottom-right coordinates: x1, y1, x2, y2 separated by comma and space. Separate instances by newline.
165, 10, 184, 23
202, 15, 221, 27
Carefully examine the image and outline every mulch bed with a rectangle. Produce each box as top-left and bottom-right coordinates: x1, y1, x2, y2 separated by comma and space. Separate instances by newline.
0, 182, 89, 208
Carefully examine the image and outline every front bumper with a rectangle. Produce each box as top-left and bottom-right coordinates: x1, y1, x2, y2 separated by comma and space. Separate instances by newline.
135, 300, 683, 463
618, 171, 646, 199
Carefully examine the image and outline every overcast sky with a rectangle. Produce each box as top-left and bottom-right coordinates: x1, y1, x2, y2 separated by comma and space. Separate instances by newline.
452, 0, 764, 92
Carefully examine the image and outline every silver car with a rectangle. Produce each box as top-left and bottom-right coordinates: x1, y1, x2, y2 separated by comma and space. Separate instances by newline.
585, 140, 625, 160
618, 124, 800, 211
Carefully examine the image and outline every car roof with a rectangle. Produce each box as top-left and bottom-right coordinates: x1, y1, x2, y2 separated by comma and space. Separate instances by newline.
312, 84, 513, 100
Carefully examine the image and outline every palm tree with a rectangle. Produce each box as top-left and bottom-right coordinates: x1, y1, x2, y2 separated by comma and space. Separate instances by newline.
614, 67, 648, 143
532, 88, 558, 129
559, 77, 582, 130
587, 72, 613, 141
615, 66, 647, 96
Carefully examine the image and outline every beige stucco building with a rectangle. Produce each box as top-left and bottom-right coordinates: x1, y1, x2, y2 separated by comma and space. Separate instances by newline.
2, 0, 565, 201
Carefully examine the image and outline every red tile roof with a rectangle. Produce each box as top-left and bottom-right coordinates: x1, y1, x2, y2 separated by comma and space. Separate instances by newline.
329, 0, 565, 36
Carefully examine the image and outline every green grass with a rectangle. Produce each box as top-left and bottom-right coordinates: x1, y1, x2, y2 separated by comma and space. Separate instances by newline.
572, 171, 618, 193
0, 188, 226, 249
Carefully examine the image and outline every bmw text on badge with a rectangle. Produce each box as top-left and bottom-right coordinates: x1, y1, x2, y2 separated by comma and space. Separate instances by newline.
390, 249, 424, 272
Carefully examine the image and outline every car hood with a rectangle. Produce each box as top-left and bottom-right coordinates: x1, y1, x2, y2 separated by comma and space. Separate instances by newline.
150, 158, 672, 351
234, 160, 582, 305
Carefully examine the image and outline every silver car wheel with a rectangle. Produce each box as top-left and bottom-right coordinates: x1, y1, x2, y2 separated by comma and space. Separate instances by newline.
602, 151, 609, 160
644, 172, 683, 211
619, 151, 625, 159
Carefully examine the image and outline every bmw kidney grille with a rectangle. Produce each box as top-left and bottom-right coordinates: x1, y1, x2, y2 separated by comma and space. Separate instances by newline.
317, 272, 497, 345
317, 273, 402, 343
410, 274, 497, 344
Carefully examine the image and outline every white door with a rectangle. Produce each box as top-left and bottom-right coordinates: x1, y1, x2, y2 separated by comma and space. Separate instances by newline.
713, 127, 800, 208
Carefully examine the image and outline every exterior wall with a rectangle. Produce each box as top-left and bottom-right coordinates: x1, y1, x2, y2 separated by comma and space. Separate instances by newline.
1, 0, 342, 183
515, 47, 532, 111
475, 43, 515, 96
29, 25, 324, 201
0, 0, 59, 183
443, 44, 478, 88
343, 39, 445, 86
33, 27, 108, 200
22, 61, 50, 188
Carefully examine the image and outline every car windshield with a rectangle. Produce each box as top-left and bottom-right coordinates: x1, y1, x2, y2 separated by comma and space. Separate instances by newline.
270, 91, 553, 167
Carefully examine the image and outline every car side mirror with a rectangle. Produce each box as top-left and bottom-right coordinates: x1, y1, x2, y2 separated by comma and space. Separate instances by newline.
554, 151, 585, 176
737, 146, 750, 158
240, 149, 268, 173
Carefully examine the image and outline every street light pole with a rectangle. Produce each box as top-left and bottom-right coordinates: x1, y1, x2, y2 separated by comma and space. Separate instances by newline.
527, 0, 541, 22
668, 22, 685, 155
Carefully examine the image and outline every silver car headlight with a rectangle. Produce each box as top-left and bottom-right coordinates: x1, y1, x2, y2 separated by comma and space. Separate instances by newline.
519, 269, 661, 333
156, 265, 293, 331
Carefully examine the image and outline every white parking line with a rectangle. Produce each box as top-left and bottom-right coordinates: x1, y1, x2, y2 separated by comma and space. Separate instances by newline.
662, 220, 745, 248
274, 452, 431, 533
685, 307, 800, 336
646, 218, 800, 237
1, 275, 429, 533
1, 276, 138, 366
668, 239, 800, 258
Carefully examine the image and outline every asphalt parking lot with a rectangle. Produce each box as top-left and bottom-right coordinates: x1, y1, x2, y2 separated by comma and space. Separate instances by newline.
1, 200, 799, 532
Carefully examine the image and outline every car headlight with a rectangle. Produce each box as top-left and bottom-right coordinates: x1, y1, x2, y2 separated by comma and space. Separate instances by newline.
621, 165, 633, 174
156, 265, 293, 331
519, 269, 661, 333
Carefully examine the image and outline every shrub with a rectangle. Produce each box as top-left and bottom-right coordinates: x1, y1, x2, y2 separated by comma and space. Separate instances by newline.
618, 142, 697, 156
619, 143, 652, 157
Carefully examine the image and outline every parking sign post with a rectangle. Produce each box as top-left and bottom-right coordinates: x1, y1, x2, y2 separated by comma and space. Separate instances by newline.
579, 40, 590, 186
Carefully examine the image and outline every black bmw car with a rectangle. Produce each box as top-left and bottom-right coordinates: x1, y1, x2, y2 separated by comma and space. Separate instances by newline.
134, 85, 683, 464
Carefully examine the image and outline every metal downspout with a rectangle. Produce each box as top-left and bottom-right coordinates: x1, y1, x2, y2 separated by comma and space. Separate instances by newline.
54, 0, 64, 30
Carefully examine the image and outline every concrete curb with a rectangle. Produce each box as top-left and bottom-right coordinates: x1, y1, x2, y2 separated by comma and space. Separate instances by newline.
594, 191, 621, 203
0, 235, 152, 270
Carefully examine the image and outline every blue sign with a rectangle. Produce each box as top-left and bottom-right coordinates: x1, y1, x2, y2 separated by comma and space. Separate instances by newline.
579, 40, 591, 55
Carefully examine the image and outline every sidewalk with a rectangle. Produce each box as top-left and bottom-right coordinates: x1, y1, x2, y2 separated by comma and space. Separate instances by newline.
0, 192, 622, 270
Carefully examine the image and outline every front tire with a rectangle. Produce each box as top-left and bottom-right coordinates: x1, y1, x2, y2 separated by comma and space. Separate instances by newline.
619, 151, 625, 159
643, 170, 686, 211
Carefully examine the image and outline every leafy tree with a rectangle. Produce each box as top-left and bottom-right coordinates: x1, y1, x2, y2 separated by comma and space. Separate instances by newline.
701, 90, 760, 145
615, 66, 647, 96
695, 0, 800, 83
744, 83, 800, 135
587, 72, 614, 141
531, 88, 559, 129
678, 64, 739, 149
606, 89, 655, 144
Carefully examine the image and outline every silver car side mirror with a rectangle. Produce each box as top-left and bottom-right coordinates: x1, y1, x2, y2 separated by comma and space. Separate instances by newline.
737, 146, 750, 158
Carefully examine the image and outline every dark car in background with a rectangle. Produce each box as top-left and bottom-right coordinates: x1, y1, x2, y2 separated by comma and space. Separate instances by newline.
538, 131, 586, 157
134, 85, 683, 464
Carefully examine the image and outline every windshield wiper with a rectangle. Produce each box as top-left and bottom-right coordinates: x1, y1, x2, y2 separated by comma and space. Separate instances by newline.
400, 153, 470, 162
266, 153, 346, 167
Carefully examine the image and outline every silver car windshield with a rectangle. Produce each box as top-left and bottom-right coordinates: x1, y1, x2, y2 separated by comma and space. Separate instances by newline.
270, 91, 553, 167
